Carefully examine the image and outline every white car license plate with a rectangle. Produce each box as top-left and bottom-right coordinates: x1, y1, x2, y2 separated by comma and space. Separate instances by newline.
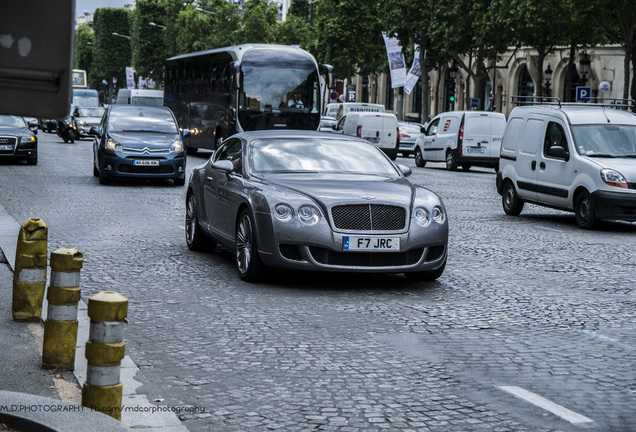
0, 144, 13, 151
133, 160, 159, 166
343, 236, 400, 251
467, 146, 485, 154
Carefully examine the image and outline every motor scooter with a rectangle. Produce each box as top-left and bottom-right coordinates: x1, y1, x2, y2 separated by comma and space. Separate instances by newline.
56, 117, 76, 143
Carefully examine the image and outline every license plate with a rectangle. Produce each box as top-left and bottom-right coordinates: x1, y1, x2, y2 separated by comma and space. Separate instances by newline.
467, 147, 485, 154
0, 145, 13, 151
343, 236, 400, 251
133, 160, 159, 166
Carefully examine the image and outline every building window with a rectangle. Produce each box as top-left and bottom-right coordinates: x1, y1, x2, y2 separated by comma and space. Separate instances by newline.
517, 65, 534, 98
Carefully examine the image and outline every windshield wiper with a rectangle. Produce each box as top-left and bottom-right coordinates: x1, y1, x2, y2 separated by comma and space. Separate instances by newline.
586, 153, 617, 158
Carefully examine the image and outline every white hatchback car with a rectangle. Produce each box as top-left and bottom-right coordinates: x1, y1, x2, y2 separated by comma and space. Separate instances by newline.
497, 100, 636, 229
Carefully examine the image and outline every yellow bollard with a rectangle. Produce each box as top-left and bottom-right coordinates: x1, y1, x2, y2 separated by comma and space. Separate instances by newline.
42, 247, 83, 369
12, 218, 48, 321
81, 291, 128, 420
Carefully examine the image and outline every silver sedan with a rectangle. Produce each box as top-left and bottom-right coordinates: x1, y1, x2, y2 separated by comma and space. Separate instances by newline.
185, 130, 448, 282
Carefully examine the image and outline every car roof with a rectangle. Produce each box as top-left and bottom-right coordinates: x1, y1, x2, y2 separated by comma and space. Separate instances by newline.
510, 104, 636, 125
233, 129, 369, 143
108, 104, 170, 114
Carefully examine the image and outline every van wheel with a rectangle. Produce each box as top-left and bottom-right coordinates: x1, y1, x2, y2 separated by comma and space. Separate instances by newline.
446, 151, 458, 171
575, 191, 599, 230
502, 181, 523, 216
414, 147, 426, 167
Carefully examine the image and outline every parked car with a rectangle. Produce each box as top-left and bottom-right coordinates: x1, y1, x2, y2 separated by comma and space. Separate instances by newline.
319, 116, 337, 132
72, 106, 104, 139
497, 100, 636, 229
91, 105, 189, 186
333, 112, 400, 160
185, 130, 448, 282
397, 121, 425, 157
0, 115, 38, 165
414, 110, 506, 171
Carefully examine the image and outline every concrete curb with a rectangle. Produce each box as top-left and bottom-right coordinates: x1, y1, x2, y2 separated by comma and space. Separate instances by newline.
0, 205, 187, 431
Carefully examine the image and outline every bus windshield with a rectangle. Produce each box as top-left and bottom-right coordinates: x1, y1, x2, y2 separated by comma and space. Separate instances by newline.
241, 65, 319, 114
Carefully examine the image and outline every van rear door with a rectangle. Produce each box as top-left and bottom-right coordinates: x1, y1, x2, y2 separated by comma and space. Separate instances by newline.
489, 115, 506, 158
360, 114, 397, 151
463, 113, 492, 158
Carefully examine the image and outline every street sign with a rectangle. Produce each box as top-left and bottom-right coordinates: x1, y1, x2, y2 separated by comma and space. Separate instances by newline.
576, 86, 591, 102
470, 98, 479, 109
329, 91, 338, 101
599, 81, 611, 93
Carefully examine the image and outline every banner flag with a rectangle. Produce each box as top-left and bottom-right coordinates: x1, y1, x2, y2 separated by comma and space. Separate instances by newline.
404, 44, 422, 94
126, 67, 135, 89
382, 32, 406, 88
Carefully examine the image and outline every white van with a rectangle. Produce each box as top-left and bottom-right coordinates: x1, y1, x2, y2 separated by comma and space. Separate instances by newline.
414, 110, 506, 171
333, 112, 399, 159
116, 89, 164, 106
496, 101, 636, 229
324, 102, 385, 120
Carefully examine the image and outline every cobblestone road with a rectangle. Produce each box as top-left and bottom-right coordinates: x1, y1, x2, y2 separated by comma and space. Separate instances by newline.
1, 132, 634, 431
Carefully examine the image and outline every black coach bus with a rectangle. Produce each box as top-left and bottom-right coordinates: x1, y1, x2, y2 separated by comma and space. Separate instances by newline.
164, 44, 334, 153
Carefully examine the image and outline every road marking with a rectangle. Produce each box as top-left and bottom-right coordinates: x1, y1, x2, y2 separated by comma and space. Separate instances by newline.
580, 330, 634, 351
498, 386, 593, 425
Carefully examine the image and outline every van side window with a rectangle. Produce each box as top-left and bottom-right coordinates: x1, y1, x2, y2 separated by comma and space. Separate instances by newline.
544, 122, 568, 157
427, 118, 440, 135
335, 116, 346, 131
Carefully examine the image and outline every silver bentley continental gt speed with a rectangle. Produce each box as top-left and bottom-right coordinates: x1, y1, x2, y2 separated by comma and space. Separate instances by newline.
185, 130, 448, 282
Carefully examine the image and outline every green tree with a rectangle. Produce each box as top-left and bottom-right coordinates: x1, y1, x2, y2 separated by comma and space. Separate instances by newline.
74, 25, 94, 85
131, 0, 168, 86
272, 14, 311, 47
313, 0, 385, 81
592, 0, 636, 104
236, 0, 278, 44
92, 7, 132, 102
175, 0, 240, 53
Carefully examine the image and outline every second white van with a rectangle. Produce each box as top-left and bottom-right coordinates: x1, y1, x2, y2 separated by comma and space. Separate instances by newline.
334, 112, 399, 160
414, 110, 506, 171
116, 89, 164, 106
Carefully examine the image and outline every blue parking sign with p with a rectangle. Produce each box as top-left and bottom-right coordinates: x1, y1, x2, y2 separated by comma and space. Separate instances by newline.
576, 86, 591, 102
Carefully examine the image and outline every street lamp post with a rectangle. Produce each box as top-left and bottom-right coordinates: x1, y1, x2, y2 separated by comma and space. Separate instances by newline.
111, 32, 131, 40
579, 53, 591, 86
195, 7, 216, 15
544, 63, 553, 97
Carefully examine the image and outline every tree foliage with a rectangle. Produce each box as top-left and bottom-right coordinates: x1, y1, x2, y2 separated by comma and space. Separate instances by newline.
235, 0, 279, 44
131, 0, 167, 85
74, 25, 94, 84
92, 7, 132, 100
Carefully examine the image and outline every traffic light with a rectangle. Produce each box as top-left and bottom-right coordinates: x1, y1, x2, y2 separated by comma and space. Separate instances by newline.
449, 95, 455, 102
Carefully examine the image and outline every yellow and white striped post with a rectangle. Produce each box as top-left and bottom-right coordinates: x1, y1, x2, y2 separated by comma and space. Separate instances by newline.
12, 218, 48, 321
42, 247, 83, 369
81, 291, 128, 420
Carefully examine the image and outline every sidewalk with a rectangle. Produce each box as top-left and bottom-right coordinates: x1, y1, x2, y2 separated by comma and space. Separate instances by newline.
0, 207, 186, 431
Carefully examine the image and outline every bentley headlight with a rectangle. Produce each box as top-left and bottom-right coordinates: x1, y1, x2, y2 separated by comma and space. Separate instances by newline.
105, 137, 122, 152
169, 140, 184, 154
432, 206, 446, 224
274, 203, 294, 221
414, 207, 431, 227
298, 205, 321, 225
601, 169, 627, 189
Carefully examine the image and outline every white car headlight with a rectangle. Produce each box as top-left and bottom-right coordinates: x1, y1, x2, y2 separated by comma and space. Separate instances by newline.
600, 169, 627, 189
105, 137, 122, 152
169, 140, 184, 154
20, 136, 36, 144
274, 203, 294, 221
432, 206, 446, 224
414, 207, 431, 227
298, 205, 321, 225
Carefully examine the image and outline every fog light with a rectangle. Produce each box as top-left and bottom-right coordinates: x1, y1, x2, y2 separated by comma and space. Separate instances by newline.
105, 164, 113, 171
